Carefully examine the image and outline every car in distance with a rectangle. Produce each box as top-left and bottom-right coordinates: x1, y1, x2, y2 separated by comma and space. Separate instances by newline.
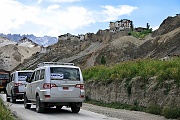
6, 70, 33, 103
0, 69, 10, 93
24, 62, 85, 113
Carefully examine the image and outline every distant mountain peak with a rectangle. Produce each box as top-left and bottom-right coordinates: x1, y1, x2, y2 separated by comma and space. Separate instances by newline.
16, 37, 39, 48
0, 36, 16, 47
0, 33, 58, 46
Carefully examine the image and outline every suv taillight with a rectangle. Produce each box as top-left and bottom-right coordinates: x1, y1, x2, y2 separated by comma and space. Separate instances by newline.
43, 83, 57, 89
75, 84, 84, 89
14, 83, 23, 87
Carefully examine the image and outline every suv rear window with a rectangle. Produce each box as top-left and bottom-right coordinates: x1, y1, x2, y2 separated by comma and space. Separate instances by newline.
0, 74, 9, 79
50, 67, 80, 81
18, 72, 33, 81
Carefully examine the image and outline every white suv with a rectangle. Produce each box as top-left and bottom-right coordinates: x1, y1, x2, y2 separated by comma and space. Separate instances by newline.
24, 62, 85, 113
6, 70, 34, 103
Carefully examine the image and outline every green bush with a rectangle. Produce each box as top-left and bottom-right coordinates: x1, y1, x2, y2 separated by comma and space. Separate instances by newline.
146, 105, 162, 115
0, 97, 14, 120
128, 29, 152, 39
100, 56, 106, 65
162, 106, 180, 119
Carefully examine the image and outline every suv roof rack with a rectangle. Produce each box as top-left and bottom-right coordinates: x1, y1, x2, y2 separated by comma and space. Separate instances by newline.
37, 62, 74, 67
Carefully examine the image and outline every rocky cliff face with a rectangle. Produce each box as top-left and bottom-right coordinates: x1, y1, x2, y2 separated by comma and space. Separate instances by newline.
85, 76, 180, 108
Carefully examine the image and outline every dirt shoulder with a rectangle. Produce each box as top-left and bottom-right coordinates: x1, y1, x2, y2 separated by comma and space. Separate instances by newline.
82, 103, 176, 120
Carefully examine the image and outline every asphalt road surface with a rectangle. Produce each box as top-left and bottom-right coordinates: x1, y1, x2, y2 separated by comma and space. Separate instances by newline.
0, 93, 175, 120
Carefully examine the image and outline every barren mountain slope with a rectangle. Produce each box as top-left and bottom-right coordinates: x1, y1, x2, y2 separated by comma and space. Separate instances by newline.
0, 44, 40, 71
0, 36, 16, 47
91, 36, 148, 66
137, 27, 180, 58
152, 15, 180, 37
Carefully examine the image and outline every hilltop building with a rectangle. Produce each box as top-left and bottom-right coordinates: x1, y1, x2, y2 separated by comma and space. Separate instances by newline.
109, 19, 133, 33
58, 33, 85, 41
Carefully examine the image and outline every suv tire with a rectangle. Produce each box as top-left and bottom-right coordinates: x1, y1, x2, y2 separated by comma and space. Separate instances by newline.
10, 91, 16, 103
24, 94, 31, 109
71, 106, 80, 113
6, 94, 10, 102
36, 96, 44, 113
56, 105, 62, 109
4, 90, 6, 94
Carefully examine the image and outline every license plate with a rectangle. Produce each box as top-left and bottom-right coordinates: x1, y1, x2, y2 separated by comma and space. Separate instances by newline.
63, 87, 69, 90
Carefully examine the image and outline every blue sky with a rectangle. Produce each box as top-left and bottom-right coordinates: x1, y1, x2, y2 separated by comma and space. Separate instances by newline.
0, 0, 180, 37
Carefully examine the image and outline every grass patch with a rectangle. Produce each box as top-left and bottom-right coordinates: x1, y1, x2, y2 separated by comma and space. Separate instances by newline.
83, 58, 180, 85
0, 97, 15, 120
85, 99, 145, 111
146, 104, 162, 115
128, 29, 152, 39
162, 106, 180, 119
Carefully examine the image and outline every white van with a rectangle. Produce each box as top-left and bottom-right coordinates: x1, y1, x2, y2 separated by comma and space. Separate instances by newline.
24, 62, 85, 113
6, 70, 33, 103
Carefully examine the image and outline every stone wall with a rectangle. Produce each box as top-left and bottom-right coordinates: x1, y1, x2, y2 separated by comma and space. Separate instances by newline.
85, 76, 180, 108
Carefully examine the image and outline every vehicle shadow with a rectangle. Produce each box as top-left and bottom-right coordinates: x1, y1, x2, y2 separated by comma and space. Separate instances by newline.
29, 107, 76, 114
13, 100, 24, 104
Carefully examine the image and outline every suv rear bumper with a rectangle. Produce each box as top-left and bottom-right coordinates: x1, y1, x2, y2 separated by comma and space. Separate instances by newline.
41, 97, 85, 103
13, 92, 24, 99
12, 87, 24, 99
45, 102, 82, 107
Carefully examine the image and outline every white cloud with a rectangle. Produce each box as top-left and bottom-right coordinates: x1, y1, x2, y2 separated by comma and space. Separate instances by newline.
38, 0, 43, 4
152, 26, 159, 31
100, 5, 138, 22
47, 4, 60, 11
0, 0, 137, 37
46, 0, 80, 3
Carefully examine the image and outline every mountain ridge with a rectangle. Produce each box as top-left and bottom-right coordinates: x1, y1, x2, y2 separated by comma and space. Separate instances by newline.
0, 36, 41, 71
0, 33, 58, 46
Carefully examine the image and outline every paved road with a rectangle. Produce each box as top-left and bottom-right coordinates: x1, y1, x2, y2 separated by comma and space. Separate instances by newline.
0, 93, 175, 120
0, 93, 119, 120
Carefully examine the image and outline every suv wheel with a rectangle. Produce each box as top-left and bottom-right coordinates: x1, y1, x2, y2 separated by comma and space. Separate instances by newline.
10, 92, 16, 103
6, 94, 10, 102
56, 105, 62, 109
71, 106, 80, 113
24, 94, 31, 109
4, 90, 6, 94
36, 96, 44, 113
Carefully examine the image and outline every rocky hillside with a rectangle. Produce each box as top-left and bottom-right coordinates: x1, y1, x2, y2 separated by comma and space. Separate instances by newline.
13, 15, 180, 71
0, 37, 41, 71
0, 36, 16, 47
152, 15, 180, 37
85, 76, 180, 108
0, 33, 58, 46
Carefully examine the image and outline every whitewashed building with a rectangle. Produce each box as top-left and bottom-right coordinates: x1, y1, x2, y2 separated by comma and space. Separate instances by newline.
109, 19, 132, 33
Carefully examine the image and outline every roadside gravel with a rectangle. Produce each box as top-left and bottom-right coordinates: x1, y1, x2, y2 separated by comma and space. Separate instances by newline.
82, 103, 177, 120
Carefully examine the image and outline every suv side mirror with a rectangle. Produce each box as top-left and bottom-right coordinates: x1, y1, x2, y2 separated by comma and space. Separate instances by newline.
26, 77, 31, 83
